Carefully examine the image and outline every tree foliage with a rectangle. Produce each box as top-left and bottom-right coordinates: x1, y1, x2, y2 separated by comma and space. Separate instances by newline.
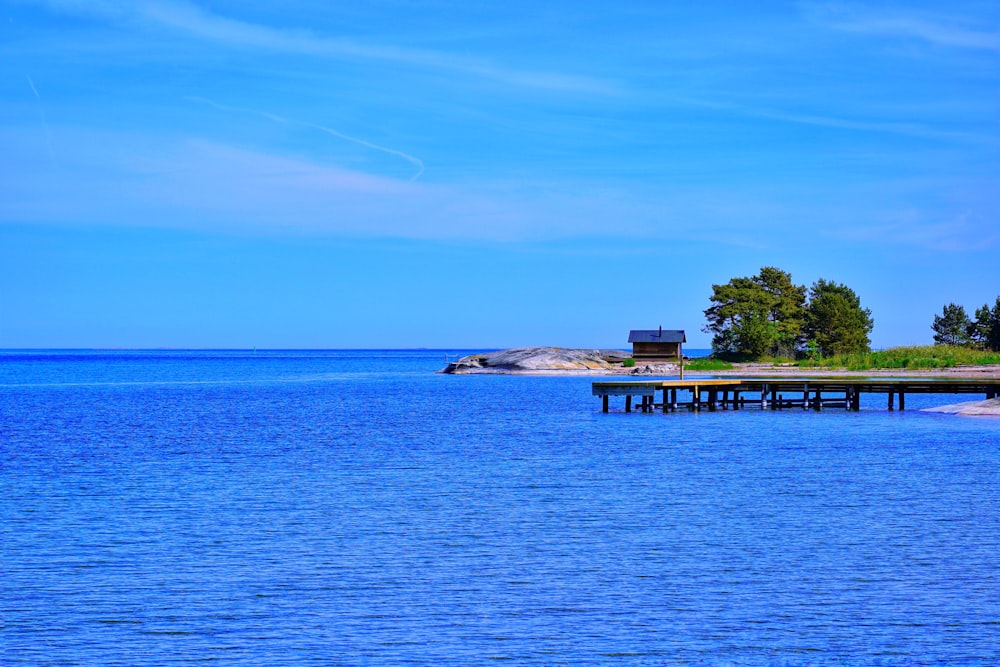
930, 297, 1000, 352
704, 267, 874, 359
804, 279, 874, 356
703, 267, 806, 358
968, 297, 1000, 352
931, 303, 972, 346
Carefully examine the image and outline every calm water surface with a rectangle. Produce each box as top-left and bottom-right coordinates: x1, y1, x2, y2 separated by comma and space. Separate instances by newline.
2, 350, 999, 666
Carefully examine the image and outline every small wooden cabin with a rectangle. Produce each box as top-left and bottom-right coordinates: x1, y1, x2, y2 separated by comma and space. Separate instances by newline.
628, 328, 686, 362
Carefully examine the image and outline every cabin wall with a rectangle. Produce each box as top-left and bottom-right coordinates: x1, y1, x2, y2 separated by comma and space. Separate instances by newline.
632, 342, 681, 359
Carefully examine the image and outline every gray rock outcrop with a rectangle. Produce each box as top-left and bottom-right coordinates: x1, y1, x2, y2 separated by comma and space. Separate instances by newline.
441, 347, 630, 374
921, 397, 1000, 416
629, 363, 678, 375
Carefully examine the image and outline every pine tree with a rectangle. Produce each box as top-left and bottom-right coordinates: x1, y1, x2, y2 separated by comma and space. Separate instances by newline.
931, 303, 972, 346
968, 297, 1000, 352
804, 279, 874, 356
703, 267, 806, 358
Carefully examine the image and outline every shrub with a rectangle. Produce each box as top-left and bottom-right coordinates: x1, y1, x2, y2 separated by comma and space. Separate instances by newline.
795, 345, 1000, 370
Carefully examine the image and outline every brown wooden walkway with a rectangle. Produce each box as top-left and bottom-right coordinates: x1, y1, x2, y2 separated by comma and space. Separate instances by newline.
593, 378, 1000, 413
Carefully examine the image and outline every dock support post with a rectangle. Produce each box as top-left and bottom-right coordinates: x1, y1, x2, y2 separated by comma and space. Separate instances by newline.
595, 379, 994, 416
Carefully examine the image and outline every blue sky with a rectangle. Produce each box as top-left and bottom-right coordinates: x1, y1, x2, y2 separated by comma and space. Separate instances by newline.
1, 1, 997, 349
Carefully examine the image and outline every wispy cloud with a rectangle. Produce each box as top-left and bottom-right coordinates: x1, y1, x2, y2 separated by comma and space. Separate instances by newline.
668, 94, 995, 144
187, 96, 425, 181
802, 2, 1000, 52
0, 128, 777, 242
836, 209, 1000, 252
4, 124, 997, 254
25, 74, 41, 99
25, 75, 54, 157
0, 129, 599, 240
28, 0, 616, 94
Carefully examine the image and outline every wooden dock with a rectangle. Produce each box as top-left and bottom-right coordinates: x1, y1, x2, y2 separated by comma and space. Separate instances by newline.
593, 378, 1000, 413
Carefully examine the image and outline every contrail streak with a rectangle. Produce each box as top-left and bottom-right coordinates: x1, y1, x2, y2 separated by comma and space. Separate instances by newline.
186, 96, 424, 181
26, 75, 54, 158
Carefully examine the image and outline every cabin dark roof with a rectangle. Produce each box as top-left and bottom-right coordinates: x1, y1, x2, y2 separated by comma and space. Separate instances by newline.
628, 329, 686, 344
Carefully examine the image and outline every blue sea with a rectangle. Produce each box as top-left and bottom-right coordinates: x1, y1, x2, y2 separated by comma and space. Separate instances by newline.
2, 350, 999, 666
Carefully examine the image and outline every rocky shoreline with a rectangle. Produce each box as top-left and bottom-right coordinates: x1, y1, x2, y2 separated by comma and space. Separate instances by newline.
439, 348, 1000, 415
921, 398, 1000, 416
440, 347, 634, 374
440, 347, 682, 376
440, 347, 1000, 379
